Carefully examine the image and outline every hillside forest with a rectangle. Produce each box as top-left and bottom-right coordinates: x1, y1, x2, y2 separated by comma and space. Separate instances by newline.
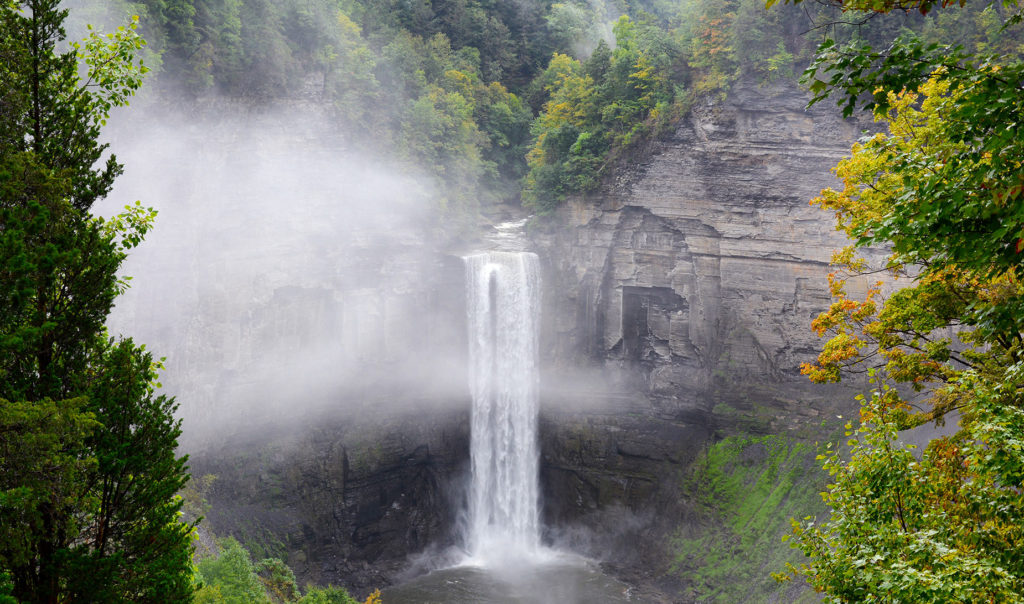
64, 0, 1022, 221
2, 0, 1023, 601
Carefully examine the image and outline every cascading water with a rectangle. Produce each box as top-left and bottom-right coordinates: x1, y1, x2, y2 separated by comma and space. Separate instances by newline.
464, 251, 541, 562
383, 247, 638, 601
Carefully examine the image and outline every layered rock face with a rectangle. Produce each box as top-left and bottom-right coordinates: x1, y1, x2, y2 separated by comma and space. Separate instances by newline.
535, 81, 871, 415
531, 80, 878, 591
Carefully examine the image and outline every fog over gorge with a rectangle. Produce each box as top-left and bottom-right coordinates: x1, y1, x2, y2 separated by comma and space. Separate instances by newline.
100, 103, 470, 445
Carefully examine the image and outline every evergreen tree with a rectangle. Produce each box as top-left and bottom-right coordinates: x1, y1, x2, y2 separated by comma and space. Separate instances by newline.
0, 1, 194, 601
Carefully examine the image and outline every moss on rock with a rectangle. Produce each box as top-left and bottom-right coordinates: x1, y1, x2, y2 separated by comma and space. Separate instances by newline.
673, 435, 826, 603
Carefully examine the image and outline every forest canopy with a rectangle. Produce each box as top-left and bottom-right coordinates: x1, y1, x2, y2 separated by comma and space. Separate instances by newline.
62, 0, 1020, 222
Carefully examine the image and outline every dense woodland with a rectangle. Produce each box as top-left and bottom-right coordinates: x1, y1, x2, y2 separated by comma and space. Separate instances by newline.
65, 0, 1021, 220
1, 0, 1023, 601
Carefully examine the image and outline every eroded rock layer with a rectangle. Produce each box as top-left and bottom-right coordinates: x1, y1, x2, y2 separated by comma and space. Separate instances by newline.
531, 80, 877, 596
164, 81, 878, 601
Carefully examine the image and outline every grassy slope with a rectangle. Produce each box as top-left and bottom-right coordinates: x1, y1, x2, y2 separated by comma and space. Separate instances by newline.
673, 434, 830, 603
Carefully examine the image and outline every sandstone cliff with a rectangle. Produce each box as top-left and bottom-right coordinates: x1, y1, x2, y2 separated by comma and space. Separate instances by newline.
530, 79, 882, 600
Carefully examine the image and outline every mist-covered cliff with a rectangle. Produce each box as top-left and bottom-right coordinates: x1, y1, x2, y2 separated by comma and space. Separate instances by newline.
523, 78, 890, 601
164, 78, 880, 602
8, 0, 1022, 601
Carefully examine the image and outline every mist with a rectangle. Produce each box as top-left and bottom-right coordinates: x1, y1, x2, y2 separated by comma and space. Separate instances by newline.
98, 102, 471, 446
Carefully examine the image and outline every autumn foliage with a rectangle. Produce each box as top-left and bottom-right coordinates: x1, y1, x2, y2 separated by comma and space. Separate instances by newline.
778, 0, 1024, 599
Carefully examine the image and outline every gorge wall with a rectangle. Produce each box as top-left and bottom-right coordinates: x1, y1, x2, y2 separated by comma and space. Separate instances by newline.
533, 79, 872, 421
530, 79, 881, 599
188, 410, 471, 592
104, 104, 475, 592
115, 82, 881, 600
105, 104, 471, 442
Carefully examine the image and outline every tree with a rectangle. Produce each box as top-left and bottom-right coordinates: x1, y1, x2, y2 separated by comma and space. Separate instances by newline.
64, 339, 194, 602
323, 12, 381, 135
523, 15, 682, 213
522, 52, 598, 212
0, 1, 194, 601
195, 539, 270, 604
193, 540, 381, 604
256, 556, 301, 602
778, 369, 1024, 602
0, 397, 99, 599
296, 585, 361, 604
773, 1, 1024, 600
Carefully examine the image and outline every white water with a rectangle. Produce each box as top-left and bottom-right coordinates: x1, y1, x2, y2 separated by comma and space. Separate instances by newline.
464, 251, 541, 563
388, 248, 642, 601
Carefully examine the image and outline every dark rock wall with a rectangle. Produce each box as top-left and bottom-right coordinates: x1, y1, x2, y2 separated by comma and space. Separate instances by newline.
189, 410, 470, 592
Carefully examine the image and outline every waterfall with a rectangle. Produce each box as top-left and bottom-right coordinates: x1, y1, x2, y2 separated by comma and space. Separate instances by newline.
464, 251, 541, 561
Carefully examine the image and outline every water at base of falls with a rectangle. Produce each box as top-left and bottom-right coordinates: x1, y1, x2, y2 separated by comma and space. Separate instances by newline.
382, 552, 642, 604
463, 251, 541, 563
383, 249, 648, 602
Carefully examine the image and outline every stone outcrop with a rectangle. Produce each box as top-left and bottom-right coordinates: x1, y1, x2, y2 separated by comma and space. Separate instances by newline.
530, 79, 881, 596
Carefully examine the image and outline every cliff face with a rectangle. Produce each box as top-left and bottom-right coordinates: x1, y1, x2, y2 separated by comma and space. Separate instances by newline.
106, 105, 474, 441
534, 80, 870, 419
531, 80, 878, 596
118, 84, 881, 599
105, 105, 474, 590
188, 410, 470, 592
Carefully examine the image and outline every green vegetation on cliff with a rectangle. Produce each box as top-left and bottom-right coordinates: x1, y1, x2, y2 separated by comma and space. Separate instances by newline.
69, 0, 555, 229
524, 0, 821, 212
62, 0, 825, 221
66, 0, 1017, 221
674, 434, 825, 603
523, 15, 680, 213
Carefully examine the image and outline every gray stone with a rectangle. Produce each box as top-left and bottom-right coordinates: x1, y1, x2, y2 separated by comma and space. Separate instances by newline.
530, 79, 882, 597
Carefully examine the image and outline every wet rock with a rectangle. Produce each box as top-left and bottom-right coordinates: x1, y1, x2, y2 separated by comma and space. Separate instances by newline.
189, 409, 470, 592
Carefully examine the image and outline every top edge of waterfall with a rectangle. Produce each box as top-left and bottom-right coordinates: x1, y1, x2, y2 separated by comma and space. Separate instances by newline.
475, 217, 533, 253
462, 250, 539, 261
